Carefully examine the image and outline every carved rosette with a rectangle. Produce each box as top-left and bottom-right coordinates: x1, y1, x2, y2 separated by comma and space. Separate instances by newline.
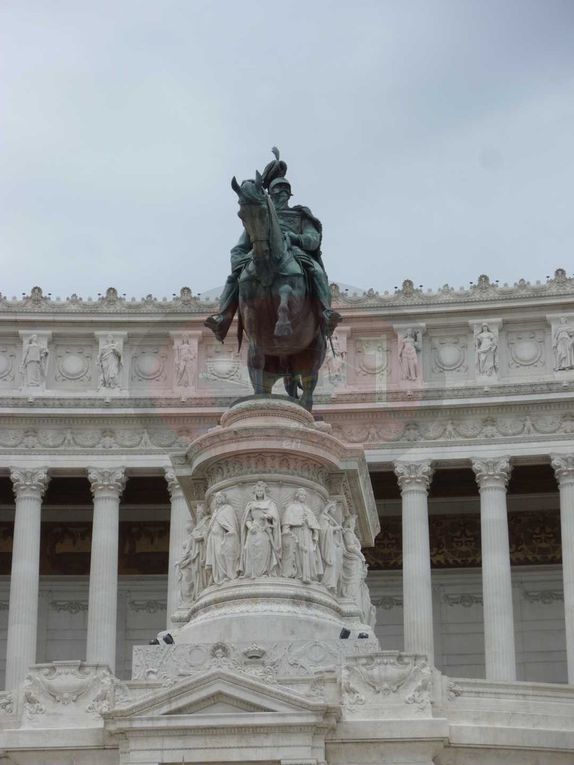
87, 467, 126, 498
10, 467, 49, 500
551, 454, 574, 487
471, 457, 511, 489
394, 461, 433, 493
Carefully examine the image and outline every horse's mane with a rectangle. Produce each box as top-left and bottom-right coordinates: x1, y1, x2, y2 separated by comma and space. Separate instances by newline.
238, 179, 266, 205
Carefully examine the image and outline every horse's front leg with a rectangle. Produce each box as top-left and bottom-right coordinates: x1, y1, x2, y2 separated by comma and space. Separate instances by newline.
247, 344, 266, 394
274, 284, 293, 337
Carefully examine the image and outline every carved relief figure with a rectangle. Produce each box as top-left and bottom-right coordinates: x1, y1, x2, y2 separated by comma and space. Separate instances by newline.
98, 335, 122, 388
475, 323, 497, 376
398, 329, 420, 381
281, 488, 323, 583
240, 481, 281, 578
326, 333, 345, 384
176, 505, 211, 602
20, 335, 48, 386
341, 515, 376, 628
319, 501, 344, 593
553, 318, 574, 370
205, 491, 240, 584
175, 336, 196, 386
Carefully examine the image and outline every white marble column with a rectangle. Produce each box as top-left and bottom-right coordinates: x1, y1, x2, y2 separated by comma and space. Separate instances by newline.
165, 467, 191, 629
472, 457, 516, 681
5, 468, 49, 689
551, 454, 574, 683
86, 467, 126, 671
394, 460, 434, 662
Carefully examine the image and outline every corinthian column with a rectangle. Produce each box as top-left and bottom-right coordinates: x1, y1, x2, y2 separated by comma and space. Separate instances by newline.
551, 454, 574, 683
472, 457, 516, 681
165, 468, 191, 628
86, 467, 126, 671
394, 460, 434, 662
5, 468, 49, 689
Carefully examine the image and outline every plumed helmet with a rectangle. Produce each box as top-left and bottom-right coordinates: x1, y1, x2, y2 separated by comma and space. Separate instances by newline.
268, 176, 292, 194
262, 146, 289, 190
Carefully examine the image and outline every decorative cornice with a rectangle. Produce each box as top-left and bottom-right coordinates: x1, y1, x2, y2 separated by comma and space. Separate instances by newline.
2, 270, 572, 314
394, 460, 433, 492
87, 467, 126, 497
471, 457, 511, 489
9, 467, 49, 499
551, 454, 574, 487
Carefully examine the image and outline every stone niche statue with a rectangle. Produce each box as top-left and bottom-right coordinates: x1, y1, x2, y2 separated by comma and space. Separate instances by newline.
280, 488, 323, 584
398, 328, 420, 381
318, 501, 344, 593
341, 514, 376, 628
240, 481, 281, 578
475, 323, 498, 376
553, 317, 574, 371
98, 335, 122, 388
205, 491, 240, 584
326, 333, 345, 385
176, 504, 211, 602
20, 334, 49, 387
175, 335, 196, 387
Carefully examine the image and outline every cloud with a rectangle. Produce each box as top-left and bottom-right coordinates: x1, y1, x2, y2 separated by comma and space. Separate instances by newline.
0, 0, 573, 297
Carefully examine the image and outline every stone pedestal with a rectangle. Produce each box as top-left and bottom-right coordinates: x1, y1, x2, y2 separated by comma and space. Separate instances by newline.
169, 397, 380, 645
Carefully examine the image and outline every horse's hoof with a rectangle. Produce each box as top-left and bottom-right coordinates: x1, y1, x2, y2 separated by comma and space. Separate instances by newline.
274, 321, 292, 337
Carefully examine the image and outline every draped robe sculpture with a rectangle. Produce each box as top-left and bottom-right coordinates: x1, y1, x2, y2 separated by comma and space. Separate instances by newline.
280, 488, 323, 583
205, 491, 240, 584
240, 481, 281, 578
319, 501, 344, 593
176, 505, 211, 602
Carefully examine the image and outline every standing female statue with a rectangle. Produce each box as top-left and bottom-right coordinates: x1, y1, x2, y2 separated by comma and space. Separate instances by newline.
240, 481, 281, 578
281, 488, 323, 583
98, 334, 122, 388
318, 501, 344, 594
341, 514, 376, 628
205, 491, 240, 584
176, 504, 210, 602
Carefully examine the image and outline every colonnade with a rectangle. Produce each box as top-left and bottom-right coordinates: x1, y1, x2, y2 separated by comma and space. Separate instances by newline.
3, 465, 188, 689
395, 455, 574, 683
3, 455, 574, 689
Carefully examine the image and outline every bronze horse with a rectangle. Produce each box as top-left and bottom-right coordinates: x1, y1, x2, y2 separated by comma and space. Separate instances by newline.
231, 172, 326, 410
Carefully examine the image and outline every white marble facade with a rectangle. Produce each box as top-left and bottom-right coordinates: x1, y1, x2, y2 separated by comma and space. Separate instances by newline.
1, 271, 574, 763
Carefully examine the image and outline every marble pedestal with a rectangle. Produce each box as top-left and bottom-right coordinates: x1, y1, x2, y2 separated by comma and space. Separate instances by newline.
170, 397, 380, 645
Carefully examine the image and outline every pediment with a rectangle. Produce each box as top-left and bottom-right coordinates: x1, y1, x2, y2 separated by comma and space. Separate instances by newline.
110, 669, 330, 720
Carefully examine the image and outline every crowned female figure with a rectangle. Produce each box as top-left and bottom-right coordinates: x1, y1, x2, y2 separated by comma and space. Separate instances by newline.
240, 481, 281, 578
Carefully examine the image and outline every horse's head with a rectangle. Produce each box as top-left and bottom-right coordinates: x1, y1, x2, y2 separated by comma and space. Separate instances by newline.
231, 171, 270, 247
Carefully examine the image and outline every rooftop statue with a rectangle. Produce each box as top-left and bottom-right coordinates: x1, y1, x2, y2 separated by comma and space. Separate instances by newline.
205, 148, 341, 410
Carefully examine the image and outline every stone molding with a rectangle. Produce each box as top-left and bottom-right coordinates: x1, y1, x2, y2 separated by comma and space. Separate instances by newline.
394, 460, 433, 492
551, 454, 574, 486
9, 467, 49, 499
2, 270, 571, 314
87, 467, 126, 497
471, 457, 511, 489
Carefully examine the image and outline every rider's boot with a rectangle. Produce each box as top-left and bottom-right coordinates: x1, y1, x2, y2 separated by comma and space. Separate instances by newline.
204, 274, 239, 343
310, 269, 342, 338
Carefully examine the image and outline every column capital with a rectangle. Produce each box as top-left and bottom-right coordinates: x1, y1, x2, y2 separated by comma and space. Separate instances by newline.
9, 467, 49, 499
394, 460, 433, 492
88, 467, 126, 498
164, 467, 184, 499
472, 457, 511, 489
551, 454, 574, 487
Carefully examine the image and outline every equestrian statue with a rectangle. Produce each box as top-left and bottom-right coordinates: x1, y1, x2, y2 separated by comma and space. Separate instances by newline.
205, 148, 341, 410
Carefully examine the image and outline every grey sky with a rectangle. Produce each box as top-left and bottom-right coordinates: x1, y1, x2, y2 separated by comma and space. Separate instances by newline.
1, 0, 573, 299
